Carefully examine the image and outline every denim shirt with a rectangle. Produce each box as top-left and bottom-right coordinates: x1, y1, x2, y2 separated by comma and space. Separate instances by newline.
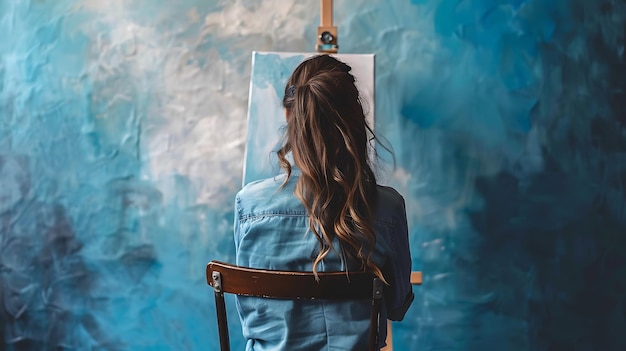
234, 173, 414, 351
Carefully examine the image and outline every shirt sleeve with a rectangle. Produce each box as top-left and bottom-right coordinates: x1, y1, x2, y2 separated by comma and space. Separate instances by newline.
385, 197, 414, 321
233, 192, 242, 254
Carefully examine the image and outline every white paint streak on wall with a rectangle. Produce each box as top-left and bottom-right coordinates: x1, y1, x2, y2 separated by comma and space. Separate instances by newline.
203, 0, 315, 50
73, 0, 318, 208
147, 49, 248, 207
146, 1, 317, 207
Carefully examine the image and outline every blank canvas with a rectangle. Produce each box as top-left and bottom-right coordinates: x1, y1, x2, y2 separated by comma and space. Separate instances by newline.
243, 51, 375, 185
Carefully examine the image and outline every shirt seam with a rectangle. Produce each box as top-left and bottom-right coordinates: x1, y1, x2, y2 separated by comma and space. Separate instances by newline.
322, 299, 330, 351
240, 212, 308, 221
239, 212, 399, 225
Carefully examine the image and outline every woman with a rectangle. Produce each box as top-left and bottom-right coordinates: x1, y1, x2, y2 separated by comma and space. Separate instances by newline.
234, 55, 413, 350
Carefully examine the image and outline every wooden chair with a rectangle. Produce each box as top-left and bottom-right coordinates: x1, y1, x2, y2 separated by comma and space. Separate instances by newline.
381, 271, 423, 351
206, 260, 384, 351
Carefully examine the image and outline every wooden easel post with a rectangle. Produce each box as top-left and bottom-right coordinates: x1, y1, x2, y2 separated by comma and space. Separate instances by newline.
316, 0, 338, 53
382, 271, 423, 351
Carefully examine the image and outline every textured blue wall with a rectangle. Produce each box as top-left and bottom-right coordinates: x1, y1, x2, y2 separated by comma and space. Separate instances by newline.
1, 0, 625, 350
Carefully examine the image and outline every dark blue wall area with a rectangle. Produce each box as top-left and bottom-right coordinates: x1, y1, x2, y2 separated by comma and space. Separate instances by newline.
1, 0, 625, 350
343, 0, 626, 349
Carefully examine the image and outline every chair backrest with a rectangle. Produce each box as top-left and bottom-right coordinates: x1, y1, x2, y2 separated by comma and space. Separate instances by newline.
206, 260, 384, 351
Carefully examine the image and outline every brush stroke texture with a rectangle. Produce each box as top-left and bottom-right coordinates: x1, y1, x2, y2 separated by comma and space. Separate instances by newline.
0, 0, 624, 350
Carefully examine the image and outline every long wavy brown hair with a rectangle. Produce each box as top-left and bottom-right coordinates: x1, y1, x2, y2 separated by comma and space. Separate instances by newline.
277, 55, 385, 282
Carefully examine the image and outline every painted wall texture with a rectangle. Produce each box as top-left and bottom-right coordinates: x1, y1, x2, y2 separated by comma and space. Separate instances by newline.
0, 0, 624, 350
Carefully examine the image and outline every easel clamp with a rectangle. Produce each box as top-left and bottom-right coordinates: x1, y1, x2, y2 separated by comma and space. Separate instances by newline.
317, 0, 338, 53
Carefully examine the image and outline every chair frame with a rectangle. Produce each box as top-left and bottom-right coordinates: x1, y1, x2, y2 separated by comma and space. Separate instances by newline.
206, 260, 384, 351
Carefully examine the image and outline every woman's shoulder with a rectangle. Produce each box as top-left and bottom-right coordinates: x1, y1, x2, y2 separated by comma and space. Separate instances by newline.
373, 185, 408, 225
376, 184, 406, 207
238, 174, 289, 198
235, 174, 302, 215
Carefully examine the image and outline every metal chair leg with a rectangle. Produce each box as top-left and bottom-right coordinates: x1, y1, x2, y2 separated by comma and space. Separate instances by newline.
213, 272, 230, 351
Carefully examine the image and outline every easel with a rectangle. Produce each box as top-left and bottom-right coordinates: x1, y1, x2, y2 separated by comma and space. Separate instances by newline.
315, 2, 423, 349
382, 272, 422, 351
316, 0, 338, 53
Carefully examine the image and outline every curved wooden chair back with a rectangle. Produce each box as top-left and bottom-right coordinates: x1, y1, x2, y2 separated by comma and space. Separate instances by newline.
206, 260, 384, 351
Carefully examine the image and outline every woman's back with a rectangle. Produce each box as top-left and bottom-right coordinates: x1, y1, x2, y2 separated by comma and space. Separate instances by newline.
234, 174, 412, 350
233, 55, 413, 350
